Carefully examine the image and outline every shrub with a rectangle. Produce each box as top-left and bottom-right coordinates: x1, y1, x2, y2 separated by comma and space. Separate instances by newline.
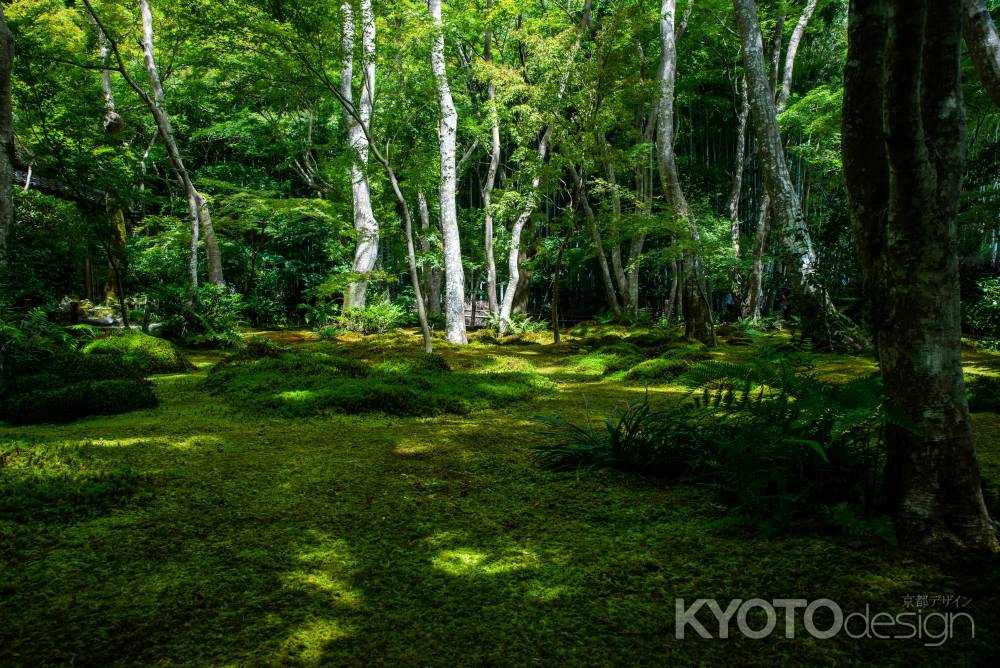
1, 316, 159, 425
963, 278, 1000, 347
84, 331, 191, 374
337, 303, 405, 335
152, 284, 245, 348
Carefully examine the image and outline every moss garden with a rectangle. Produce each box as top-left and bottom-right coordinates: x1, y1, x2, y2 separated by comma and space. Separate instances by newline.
1, 326, 999, 666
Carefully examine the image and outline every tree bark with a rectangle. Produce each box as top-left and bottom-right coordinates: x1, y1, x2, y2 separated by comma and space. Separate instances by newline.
964, 0, 1000, 109
483, 0, 501, 316
776, 0, 818, 113
655, 0, 714, 345
342, 0, 380, 307
0, 7, 12, 275
728, 76, 750, 294
571, 163, 623, 318
429, 0, 468, 344
418, 191, 442, 317
843, 0, 998, 552
733, 0, 841, 344
140, 0, 222, 288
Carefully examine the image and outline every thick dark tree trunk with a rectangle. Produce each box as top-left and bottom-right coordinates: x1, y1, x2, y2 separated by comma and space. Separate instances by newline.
843, 0, 998, 551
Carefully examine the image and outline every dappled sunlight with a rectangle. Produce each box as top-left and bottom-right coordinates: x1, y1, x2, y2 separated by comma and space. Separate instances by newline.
275, 618, 356, 665
432, 547, 540, 577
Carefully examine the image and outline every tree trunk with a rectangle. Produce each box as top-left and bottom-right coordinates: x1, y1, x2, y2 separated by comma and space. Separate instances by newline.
342, 0, 380, 307
964, 0, 1000, 109
742, 195, 771, 319
417, 191, 442, 317
0, 7, 12, 275
843, 0, 998, 552
139, 0, 222, 288
429, 0, 467, 344
499, 131, 549, 333
655, 0, 714, 345
728, 76, 750, 294
776, 0, 818, 113
571, 163, 623, 318
733, 0, 842, 344
483, 0, 501, 316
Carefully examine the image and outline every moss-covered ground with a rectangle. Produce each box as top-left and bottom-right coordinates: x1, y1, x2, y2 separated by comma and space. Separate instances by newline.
2, 327, 999, 666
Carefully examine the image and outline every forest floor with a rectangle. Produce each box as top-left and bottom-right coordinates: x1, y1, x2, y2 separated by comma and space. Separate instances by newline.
2, 327, 999, 666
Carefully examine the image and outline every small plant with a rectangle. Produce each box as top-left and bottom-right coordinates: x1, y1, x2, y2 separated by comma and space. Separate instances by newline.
336, 302, 405, 335
534, 352, 890, 536
300, 301, 340, 329
152, 284, 245, 348
963, 278, 1000, 347
483, 312, 548, 338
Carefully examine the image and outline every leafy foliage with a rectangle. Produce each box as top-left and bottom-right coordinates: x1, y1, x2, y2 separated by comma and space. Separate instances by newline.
336, 303, 406, 335
535, 353, 892, 535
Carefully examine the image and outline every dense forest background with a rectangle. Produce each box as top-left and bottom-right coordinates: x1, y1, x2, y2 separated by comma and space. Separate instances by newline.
4, 0, 996, 345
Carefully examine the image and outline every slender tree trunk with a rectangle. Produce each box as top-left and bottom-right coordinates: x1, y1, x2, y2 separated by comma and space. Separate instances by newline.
342, 0, 380, 307
139, 0, 222, 288
656, 0, 714, 345
776, 0, 818, 113
964, 0, 1000, 109
429, 0, 467, 344
499, 130, 550, 332
728, 76, 750, 295
0, 8, 12, 275
733, 0, 842, 344
843, 0, 997, 552
483, 0, 501, 316
742, 195, 770, 319
571, 163, 623, 318
551, 230, 571, 344
418, 191, 442, 317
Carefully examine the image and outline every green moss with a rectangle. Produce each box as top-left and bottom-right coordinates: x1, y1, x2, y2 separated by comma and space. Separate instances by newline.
1, 335, 998, 666
566, 342, 645, 377
84, 331, 192, 374
203, 348, 552, 417
0, 351, 159, 425
968, 375, 1000, 413
625, 344, 712, 381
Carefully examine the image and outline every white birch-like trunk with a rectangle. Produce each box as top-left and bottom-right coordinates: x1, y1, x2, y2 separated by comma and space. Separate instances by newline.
655, 0, 714, 344
483, 0, 501, 316
133, 0, 223, 289
429, 0, 467, 343
964, 0, 1000, 108
776, 0, 818, 113
342, 0, 380, 307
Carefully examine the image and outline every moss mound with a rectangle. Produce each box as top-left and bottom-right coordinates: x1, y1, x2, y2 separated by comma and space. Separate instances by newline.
203, 349, 552, 417
84, 331, 192, 374
625, 344, 711, 381
0, 352, 158, 425
566, 342, 645, 377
